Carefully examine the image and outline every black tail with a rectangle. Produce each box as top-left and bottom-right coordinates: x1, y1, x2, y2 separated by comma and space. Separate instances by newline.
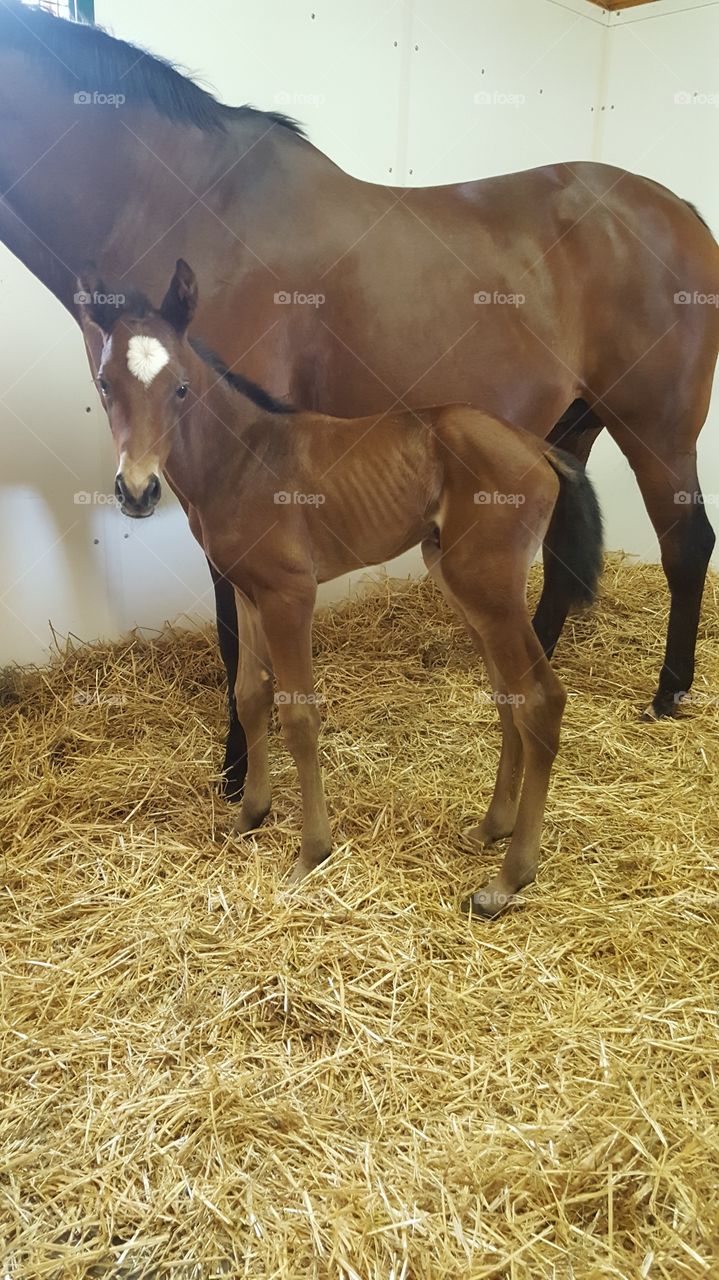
543, 447, 604, 611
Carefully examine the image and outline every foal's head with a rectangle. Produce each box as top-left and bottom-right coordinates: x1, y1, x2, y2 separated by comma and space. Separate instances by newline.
77, 259, 198, 517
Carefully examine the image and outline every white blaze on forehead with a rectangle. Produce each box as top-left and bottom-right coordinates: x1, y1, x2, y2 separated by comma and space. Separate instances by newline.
126, 334, 170, 386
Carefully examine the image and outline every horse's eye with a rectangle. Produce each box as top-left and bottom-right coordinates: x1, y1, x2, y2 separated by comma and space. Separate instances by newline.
176, 383, 188, 400
98, 378, 110, 396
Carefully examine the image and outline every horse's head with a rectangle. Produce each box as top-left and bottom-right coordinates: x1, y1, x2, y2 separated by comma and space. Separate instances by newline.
77, 259, 198, 518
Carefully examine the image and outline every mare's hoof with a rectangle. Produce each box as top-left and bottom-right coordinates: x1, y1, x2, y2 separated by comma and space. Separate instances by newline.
642, 691, 683, 722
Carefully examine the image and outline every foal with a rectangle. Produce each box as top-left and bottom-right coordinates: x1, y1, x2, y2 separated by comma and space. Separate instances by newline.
79, 260, 603, 918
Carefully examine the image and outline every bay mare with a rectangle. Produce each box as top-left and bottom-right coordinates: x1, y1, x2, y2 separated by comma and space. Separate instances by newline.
77, 261, 603, 918
0, 2, 716, 801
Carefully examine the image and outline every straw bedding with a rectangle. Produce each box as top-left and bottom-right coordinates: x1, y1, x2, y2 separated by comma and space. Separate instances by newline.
1, 554, 718, 1279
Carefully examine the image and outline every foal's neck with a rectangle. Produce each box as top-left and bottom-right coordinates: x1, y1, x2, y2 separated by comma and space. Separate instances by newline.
167, 353, 261, 509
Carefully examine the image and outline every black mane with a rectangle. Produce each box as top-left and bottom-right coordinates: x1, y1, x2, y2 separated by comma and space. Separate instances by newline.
189, 339, 295, 416
685, 200, 715, 239
0, 1, 305, 136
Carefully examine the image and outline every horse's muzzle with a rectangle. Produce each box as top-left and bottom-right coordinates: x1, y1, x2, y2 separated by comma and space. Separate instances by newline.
115, 472, 161, 518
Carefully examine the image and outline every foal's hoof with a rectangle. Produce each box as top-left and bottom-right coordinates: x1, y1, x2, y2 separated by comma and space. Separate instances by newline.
232, 805, 271, 836
462, 819, 513, 850
286, 851, 332, 886
287, 862, 311, 887
461, 878, 517, 920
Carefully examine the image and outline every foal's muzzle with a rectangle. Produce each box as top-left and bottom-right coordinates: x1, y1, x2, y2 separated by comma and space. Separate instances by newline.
115, 472, 161, 518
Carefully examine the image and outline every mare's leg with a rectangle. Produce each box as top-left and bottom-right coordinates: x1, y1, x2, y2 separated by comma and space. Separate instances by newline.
422, 536, 522, 843
209, 562, 248, 800
607, 431, 715, 718
257, 590, 332, 884
232, 592, 275, 835
533, 399, 603, 657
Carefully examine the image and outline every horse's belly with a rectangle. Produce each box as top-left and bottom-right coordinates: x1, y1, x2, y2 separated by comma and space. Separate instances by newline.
312, 513, 433, 584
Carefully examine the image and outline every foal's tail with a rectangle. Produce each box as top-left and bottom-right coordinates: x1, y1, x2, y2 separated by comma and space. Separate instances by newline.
544, 447, 604, 610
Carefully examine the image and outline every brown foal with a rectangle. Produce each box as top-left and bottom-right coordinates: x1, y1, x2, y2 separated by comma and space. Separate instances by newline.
79, 261, 603, 918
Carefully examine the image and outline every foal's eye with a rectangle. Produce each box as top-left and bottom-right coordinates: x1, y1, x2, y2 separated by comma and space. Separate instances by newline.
98, 378, 110, 396
176, 383, 188, 400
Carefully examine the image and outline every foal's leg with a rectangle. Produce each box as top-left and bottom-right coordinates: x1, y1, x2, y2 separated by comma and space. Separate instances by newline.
257, 591, 332, 884
467, 612, 565, 917
466, 653, 523, 846
440, 531, 566, 917
421, 537, 522, 843
232, 592, 274, 835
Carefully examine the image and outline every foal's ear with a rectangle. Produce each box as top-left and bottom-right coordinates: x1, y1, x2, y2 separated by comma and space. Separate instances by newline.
75, 262, 117, 336
160, 259, 198, 335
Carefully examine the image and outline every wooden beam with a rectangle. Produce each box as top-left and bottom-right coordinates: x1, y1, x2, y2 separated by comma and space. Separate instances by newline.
585, 0, 659, 9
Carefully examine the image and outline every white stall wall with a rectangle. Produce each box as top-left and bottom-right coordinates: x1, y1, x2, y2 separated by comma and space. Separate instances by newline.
0, 0, 716, 663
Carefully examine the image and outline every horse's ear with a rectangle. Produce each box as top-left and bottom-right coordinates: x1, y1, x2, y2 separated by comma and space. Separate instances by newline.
75, 263, 115, 336
160, 259, 198, 334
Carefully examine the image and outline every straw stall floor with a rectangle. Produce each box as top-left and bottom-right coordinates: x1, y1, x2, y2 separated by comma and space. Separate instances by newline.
1, 555, 718, 1279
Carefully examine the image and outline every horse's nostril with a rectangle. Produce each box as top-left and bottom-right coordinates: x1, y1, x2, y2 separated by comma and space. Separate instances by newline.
115, 474, 126, 503
146, 475, 161, 504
